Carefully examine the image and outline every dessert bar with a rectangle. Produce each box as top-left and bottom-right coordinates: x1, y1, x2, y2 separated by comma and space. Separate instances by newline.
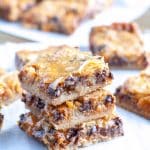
22, 89, 115, 130
19, 112, 123, 150
90, 22, 148, 69
115, 67, 150, 119
21, 0, 112, 34
19, 45, 113, 106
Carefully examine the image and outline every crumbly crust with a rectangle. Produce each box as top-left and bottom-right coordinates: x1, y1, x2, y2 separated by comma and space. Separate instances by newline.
115, 68, 150, 119
19, 112, 123, 150
19, 45, 113, 106
22, 89, 115, 130
0, 0, 36, 21
89, 22, 148, 69
0, 71, 22, 106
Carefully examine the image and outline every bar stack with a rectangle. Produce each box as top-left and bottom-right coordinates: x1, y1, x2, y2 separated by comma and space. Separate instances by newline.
18, 45, 123, 150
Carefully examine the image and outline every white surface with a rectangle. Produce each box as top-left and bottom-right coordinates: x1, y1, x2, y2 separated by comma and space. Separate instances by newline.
0, 38, 150, 150
0, 0, 149, 45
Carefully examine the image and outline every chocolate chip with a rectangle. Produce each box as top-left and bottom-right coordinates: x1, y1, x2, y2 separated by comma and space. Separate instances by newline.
65, 76, 77, 90
95, 70, 107, 83
47, 86, 62, 97
70, 8, 78, 14
87, 125, 97, 136
48, 128, 56, 135
33, 129, 45, 138
109, 56, 128, 66
79, 101, 92, 112
108, 72, 113, 79
0, 114, 4, 120
36, 98, 45, 109
50, 16, 59, 23
113, 117, 122, 126
100, 128, 107, 136
20, 114, 26, 122
104, 95, 114, 105
92, 44, 107, 55
115, 87, 121, 95
52, 110, 64, 122
66, 128, 79, 140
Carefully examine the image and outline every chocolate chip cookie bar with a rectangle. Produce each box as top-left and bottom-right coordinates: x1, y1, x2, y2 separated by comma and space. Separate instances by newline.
19, 112, 123, 150
0, 71, 22, 106
22, 89, 115, 130
0, 0, 36, 21
90, 22, 148, 69
21, 0, 112, 34
19, 45, 113, 106
115, 67, 150, 119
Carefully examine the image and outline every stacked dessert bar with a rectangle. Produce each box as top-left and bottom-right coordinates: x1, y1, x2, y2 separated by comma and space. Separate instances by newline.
18, 46, 123, 149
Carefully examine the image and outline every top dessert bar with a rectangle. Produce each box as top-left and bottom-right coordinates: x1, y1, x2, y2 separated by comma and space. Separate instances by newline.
21, 0, 112, 34
115, 66, 150, 119
0, 71, 22, 106
19, 45, 113, 106
90, 22, 148, 69
0, 0, 37, 21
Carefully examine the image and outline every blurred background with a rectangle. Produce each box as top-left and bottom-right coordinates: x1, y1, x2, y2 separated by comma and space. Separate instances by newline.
0, 0, 149, 44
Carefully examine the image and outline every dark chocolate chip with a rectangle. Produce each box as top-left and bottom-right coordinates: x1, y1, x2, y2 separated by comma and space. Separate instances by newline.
100, 128, 107, 136
52, 110, 64, 122
113, 117, 122, 126
115, 87, 121, 95
108, 72, 113, 79
95, 70, 107, 83
104, 95, 114, 105
33, 129, 45, 138
20, 114, 26, 122
79, 101, 92, 112
0, 114, 4, 120
66, 128, 79, 140
48, 128, 56, 135
50, 16, 59, 23
47, 86, 62, 97
109, 56, 128, 66
87, 125, 97, 136
36, 98, 45, 109
65, 76, 77, 90
92, 44, 107, 55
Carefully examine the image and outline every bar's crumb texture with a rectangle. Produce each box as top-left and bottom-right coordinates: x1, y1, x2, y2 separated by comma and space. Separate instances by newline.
115, 67, 150, 119
90, 22, 148, 69
22, 89, 115, 130
19, 45, 113, 106
0, 0, 37, 21
19, 112, 123, 150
